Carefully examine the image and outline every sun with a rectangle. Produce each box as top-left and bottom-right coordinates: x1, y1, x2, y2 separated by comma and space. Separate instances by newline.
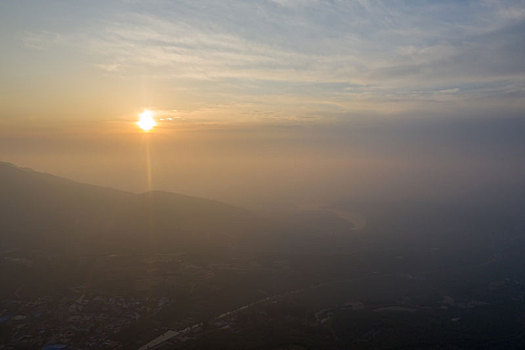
137, 110, 157, 132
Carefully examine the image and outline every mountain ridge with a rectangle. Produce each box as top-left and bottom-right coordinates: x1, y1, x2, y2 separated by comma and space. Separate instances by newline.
0, 161, 353, 254
0, 161, 253, 252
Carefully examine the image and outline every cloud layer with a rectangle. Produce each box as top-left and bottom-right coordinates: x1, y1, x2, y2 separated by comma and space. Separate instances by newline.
2, 0, 524, 119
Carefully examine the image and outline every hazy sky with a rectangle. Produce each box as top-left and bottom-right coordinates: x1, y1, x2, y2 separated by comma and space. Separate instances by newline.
1, 0, 524, 208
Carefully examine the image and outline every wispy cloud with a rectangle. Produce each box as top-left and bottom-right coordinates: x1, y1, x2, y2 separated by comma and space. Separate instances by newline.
11, 0, 525, 118
21, 31, 65, 50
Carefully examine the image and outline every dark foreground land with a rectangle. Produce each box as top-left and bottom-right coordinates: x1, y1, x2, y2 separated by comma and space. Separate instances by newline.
2, 243, 525, 349
1, 161, 525, 349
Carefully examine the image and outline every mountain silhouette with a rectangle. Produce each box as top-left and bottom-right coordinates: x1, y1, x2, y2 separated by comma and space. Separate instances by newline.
0, 161, 352, 254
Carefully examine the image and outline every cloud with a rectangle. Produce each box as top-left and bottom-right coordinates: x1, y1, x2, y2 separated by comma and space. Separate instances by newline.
439, 88, 459, 94
11, 0, 525, 117
269, 0, 320, 8
95, 63, 120, 72
21, 31, 65, 50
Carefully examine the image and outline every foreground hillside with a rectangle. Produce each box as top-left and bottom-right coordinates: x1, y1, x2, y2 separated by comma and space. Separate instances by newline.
0, 161, 255, 252
1, 161, 524, 349
0, 161, 352, 254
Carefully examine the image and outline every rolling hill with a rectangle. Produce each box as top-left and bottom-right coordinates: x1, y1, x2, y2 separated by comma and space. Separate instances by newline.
0, 161, 352, 254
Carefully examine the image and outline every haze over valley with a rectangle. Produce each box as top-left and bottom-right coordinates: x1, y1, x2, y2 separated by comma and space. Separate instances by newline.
1, 1, 525, 349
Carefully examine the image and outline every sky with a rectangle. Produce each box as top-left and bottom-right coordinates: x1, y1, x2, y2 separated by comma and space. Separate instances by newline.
1, 0, 524, 208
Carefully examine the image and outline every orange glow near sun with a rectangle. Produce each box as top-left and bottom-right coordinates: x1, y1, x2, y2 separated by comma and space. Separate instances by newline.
137, 110, 157, 132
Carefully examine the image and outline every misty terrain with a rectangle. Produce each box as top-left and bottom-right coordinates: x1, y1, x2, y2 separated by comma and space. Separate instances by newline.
2, 0, 525, 349
1, 161, 525, 349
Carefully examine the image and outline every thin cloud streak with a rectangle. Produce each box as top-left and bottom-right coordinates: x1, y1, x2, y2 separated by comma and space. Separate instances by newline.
12, 0, 524, 119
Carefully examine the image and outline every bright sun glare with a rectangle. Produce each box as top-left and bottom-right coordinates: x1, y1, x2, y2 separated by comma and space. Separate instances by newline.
137, 110, 157, 131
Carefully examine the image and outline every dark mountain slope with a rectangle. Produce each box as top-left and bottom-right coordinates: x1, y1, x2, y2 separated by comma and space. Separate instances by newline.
0, 162, 353, 254
0, 161, 252, 252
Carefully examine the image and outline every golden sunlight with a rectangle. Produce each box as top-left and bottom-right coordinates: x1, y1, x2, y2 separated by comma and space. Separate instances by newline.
137, 110, 157, 132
